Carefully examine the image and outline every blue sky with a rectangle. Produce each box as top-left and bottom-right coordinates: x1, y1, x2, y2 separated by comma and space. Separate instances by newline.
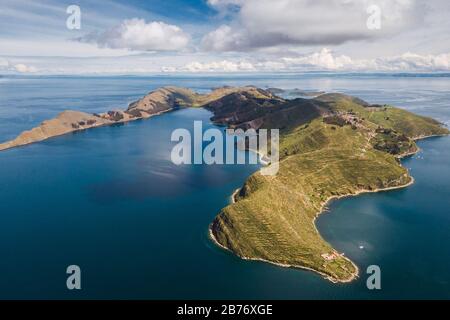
1, 0, 450, 74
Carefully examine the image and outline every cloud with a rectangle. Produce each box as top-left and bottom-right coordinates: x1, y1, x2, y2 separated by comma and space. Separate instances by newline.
207, 0, 240, 6
0, 59, 38, 73
174, 60, 256, 72
166, 49, 450, 72
279, 49, 354, 70
4, 49, 450, 75
203, 0, 426, 51
79, 18, 190, 51
13, 63, 38, 73
373, 52, 450, 71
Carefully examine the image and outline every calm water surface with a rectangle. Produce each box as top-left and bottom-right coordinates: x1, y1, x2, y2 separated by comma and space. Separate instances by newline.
0, 74, 449, 299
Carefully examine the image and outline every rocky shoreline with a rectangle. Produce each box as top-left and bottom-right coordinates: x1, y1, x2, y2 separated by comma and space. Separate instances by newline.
0, 86, 278, 152
209, 137, 423, 283
0, 86, 200, 152
2, 85, 448, 284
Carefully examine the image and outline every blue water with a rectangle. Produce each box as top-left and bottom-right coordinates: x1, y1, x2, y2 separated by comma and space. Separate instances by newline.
0, 74, 449, 299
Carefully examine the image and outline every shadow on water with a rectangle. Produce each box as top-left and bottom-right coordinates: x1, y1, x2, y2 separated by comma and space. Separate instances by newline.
0, 75, 450, 299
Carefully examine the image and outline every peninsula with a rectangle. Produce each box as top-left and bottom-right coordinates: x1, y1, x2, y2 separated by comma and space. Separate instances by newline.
1, 86, 447, 283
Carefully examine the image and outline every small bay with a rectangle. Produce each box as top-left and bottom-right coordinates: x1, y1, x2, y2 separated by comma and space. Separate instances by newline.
0, 74, 449, 299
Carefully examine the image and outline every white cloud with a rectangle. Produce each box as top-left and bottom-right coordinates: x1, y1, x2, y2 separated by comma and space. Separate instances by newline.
176, 60, 256, 72
13, 63, 38, 73
280, 49, 354, 70
373, 52, 450, 71
167, 49, 450, 72
80, 18, 190, 51
0, 39, 133, 57
203, 0, 427, 51
207, 0, 239, 6
0, 59, 37, 73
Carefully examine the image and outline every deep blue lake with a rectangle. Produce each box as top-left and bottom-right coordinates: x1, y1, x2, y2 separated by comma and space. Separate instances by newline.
0, 74, 449, 299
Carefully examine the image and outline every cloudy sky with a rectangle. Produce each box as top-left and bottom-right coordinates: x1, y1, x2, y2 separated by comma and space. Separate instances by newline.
1, 0, 450, 74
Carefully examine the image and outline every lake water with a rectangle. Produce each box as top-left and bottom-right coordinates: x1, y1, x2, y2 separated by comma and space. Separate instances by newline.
0, 74, 449, 299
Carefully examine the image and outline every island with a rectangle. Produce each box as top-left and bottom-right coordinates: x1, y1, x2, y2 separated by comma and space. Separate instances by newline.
1, 86, 448, 283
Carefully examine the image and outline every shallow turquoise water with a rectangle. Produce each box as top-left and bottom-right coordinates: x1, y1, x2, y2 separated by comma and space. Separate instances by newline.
0, 74, 449, 299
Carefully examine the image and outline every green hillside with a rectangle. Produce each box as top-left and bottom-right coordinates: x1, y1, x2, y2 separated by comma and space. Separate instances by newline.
210, 91, 448, 282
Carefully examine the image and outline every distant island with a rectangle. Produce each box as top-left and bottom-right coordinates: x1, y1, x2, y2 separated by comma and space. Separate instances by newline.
1, 86, 448, 283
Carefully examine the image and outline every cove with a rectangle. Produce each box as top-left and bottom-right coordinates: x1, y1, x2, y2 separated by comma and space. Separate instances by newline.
1, 74, 450, 299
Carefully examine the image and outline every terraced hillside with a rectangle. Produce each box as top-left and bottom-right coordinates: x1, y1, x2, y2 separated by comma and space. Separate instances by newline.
1, 85, 447, 282
209, 91, 448, 282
